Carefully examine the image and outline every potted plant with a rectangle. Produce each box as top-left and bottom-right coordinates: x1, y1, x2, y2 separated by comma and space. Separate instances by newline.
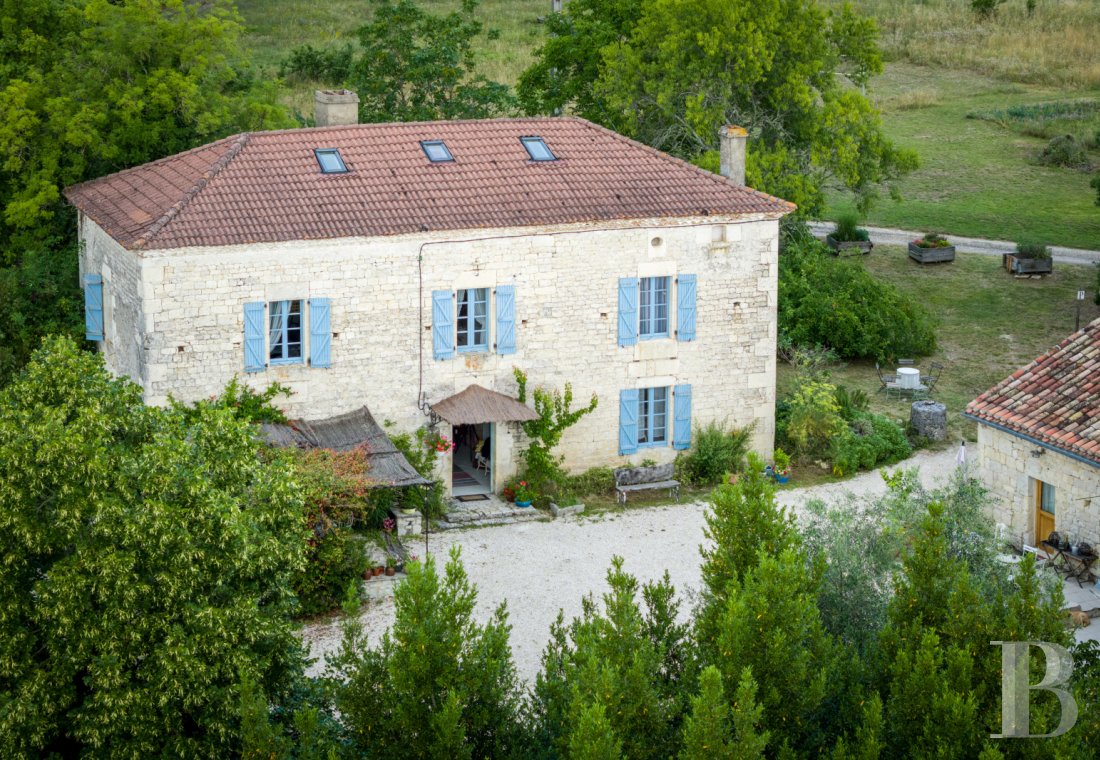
513, 480, 534, 508
773, 447, 792, 484
908, 232, 955, 264
825, 213, 873, 255
385, 556, 396, 576
372, 565, 384, 577
1005, 242, 1053, 275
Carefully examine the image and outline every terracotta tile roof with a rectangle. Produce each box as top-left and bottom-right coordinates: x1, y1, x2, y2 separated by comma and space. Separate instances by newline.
63, 117, 793, 251
965, 317, 1100, 465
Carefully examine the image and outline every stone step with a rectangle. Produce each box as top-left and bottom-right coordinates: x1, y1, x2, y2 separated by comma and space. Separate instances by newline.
436, 510, 549, 531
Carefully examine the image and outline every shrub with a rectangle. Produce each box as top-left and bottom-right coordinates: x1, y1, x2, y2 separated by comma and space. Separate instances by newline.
279, 43, 354, 82
389, 426, 448, 519
831, 212, 870, 242
833, 385, 870, 420
172, 376, 292, 424
1038, 134, 1089, 168
678, 421, 752, 485
1015, 241, 1052, 260
779, 239, 937, 360
912, 232, 950, 249
566, 466, 616, 496
829, 412, 910, 477
293, 528, 369, 618
970, 0, 1005, 18
514, 368, 598, 495
784, 380, 845, 459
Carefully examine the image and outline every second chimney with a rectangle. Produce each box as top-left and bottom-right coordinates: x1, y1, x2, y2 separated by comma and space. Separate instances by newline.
314, 89, 360, 127
719, 125, 747, 186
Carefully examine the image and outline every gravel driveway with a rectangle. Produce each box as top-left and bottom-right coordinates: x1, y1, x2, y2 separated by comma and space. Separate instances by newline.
302, 447, 962, 683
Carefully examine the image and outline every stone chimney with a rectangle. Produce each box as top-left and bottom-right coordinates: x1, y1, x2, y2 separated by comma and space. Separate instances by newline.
718, 125, 747, 186
314, 89, 359, 127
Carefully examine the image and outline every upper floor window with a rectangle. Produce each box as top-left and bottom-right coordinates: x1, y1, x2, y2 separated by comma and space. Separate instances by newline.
314, 148, 348, 174
521, 136, 556, 162
638, 387, 668, 446
456, 288, 489, 352
638, 276, 670, 339
269, 299, 303, 363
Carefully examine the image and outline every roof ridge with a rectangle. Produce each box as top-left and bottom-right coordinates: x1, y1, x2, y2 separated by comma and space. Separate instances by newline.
566, 117, 797, 213
250, 115, 567, 139
135, 133, 252, 250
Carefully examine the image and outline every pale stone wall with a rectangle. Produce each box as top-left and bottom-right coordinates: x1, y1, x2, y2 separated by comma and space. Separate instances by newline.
976, 424, 1100, 547
81, 215, 780, 484
78, 214, 145, 383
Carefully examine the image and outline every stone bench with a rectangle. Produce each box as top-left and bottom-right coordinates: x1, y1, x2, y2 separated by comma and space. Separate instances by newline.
614, 463, 680, 505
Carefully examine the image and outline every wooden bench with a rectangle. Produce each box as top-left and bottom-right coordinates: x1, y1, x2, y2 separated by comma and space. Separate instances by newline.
614, 463, 680, 505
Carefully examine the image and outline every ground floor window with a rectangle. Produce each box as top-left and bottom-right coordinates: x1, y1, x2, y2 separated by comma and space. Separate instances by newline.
638, 387, 668, 446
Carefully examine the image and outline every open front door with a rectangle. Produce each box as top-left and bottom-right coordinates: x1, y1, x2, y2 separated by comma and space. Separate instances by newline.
452, 422, 493, 497
1035, 480, 1056, 545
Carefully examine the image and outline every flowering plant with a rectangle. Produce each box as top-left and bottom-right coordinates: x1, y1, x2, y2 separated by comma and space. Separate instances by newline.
423, 429, 456, 453
382, 517, 395, 533
513, 480, 533, 502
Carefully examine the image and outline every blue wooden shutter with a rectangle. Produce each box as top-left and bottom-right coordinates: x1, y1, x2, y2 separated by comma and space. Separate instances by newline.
619, 389, 639, 455
618, 277, 638, 347
309, 298, 331, 368
432, 290, 454, 359
673, 384, 692, 450
84, 274, 104, 341
677, 274, 697, 342
495, 285, 516, 355
244, 302, 265, 373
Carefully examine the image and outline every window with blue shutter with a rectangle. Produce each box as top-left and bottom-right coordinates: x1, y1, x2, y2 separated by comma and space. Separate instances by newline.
457, 288, 489, 352
268, 300, 304, 365
673, 384, 692, 450
618, 278, 638, 347
309, 298, 331, 368
243, 302, 265, 372
639, 277, 670, 339
638, 387, 668, 447
495, 285, 516, 355
432, 290, 454, 359
619, 389, 639, 455
84, 274, 104, 341
677, 274, 696, 342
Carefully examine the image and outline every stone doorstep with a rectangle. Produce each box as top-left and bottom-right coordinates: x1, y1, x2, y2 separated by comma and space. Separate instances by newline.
436, 510, 548, 531
550, 502, 586, 518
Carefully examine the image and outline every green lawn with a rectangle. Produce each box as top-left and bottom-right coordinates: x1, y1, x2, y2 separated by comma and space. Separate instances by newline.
826, 63, 1100, 250
779, 245, 1100, 443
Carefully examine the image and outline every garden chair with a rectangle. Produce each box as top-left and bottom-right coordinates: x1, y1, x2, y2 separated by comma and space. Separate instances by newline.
875, 362, 897, 394
922, 362, 944, 396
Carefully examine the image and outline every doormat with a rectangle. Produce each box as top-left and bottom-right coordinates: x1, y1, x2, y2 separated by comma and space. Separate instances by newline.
456, 494, 490, 502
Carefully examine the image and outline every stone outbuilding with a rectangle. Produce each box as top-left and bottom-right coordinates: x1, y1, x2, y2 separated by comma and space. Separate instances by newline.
965, 318, 1100, 547
63, 98, 793, 498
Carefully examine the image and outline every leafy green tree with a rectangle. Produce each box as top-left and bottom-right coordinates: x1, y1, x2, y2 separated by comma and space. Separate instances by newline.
328, 549, 527, 758
696, 453, 799, 644
567, 700, 623, 760
286, 0, 516, 123
532, 558, 693, 760
0, 336, 308, 758
0, 0, 289, 248
679, 666, 768, 760
521, 0, 916, 215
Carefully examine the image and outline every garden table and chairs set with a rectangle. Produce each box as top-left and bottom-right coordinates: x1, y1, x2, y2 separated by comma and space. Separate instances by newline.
875, 360, 944, 399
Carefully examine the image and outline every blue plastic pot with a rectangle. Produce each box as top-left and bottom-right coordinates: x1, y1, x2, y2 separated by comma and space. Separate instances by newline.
515, 500, 532, 508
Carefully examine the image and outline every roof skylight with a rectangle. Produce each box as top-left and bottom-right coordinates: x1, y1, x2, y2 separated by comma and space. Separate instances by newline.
521, 136, 556, 162
314, 148, 348, 174
420, 140, 454, 163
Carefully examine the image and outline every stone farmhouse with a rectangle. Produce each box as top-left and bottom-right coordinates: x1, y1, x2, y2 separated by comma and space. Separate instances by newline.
65, 92, 793, 498
965, 317, 1099, 547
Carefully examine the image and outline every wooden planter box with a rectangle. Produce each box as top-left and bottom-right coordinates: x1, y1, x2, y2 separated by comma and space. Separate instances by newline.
826, 234, 873, 256
908, 242, 955, 263
1003, 253, 1053, 275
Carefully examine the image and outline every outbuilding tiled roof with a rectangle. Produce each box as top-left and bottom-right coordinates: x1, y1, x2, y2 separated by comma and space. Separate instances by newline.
965, 317, 1100, 465
63, 117, 793, 251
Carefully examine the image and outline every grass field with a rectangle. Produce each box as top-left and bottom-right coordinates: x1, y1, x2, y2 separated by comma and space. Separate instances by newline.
777, 245, 1100, 445
826, 64, 1100, 250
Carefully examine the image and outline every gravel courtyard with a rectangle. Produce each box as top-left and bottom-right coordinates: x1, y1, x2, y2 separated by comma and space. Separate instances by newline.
302, 448, 961, 683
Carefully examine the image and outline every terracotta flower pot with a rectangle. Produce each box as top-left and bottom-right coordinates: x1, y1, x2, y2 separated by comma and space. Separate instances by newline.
362, 570, 371, 580
385, 566, 396, 577
372, 566, 383, 577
